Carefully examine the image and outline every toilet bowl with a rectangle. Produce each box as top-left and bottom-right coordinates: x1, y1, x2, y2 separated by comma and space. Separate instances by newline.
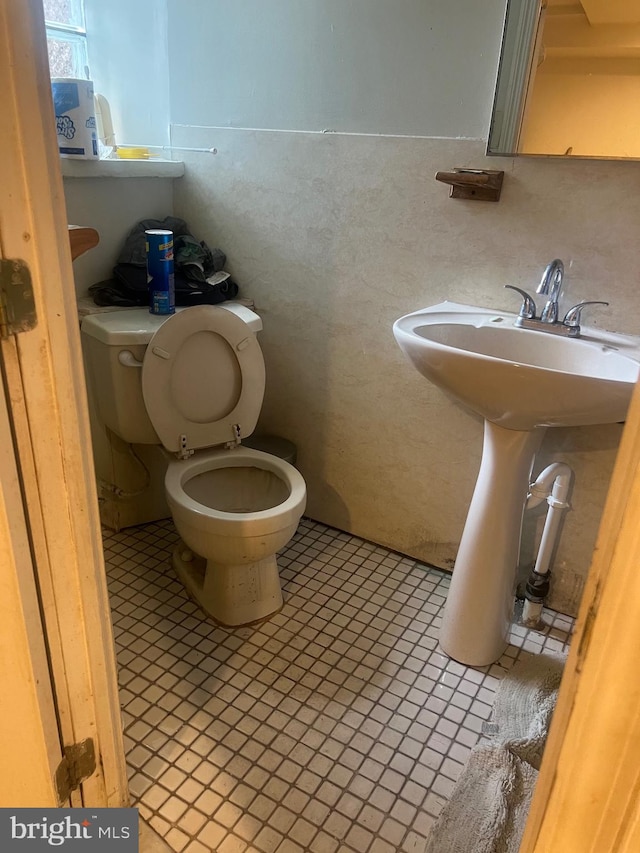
166, 445, 306, 625
81, 302, 307, 625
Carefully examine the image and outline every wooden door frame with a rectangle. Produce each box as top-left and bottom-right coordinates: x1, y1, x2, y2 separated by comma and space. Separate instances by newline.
0, 0, 127, 807
0, 350, 64, 806
523, 375, 640, 851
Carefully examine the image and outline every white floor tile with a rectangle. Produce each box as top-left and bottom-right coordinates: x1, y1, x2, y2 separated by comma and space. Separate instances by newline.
103, 517, 573, 852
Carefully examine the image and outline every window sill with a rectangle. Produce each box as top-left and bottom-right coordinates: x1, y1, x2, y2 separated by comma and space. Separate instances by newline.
60, 158, 185, 179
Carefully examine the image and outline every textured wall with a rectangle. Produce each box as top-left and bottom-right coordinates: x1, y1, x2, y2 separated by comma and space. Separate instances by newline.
172, 125, 640, 615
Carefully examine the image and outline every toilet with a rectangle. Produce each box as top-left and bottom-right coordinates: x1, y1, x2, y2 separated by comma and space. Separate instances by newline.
81, 302, 306, 626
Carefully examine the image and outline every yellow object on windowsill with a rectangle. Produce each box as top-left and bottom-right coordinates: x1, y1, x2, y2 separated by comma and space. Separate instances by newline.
116, 146, 158, 160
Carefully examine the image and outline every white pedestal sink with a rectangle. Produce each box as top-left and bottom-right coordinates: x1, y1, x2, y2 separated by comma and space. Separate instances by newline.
393, 301, 640, 666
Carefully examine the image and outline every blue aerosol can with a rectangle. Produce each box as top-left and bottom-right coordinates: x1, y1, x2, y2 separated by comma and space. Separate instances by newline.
146, 229, 175, 315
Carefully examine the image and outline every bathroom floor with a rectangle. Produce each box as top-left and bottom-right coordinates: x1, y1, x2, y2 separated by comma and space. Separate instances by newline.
104, 518, 572, 853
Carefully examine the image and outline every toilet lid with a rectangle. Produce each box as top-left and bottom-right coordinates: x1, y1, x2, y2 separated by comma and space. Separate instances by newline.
141, 305, 266, 453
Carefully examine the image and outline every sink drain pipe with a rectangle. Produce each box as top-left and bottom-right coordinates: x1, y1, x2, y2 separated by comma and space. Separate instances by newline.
522, 462, 573, 627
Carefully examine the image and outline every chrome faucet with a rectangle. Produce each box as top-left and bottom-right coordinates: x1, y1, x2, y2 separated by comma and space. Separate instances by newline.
536, 259, 564, 323
505, 259, 609, 338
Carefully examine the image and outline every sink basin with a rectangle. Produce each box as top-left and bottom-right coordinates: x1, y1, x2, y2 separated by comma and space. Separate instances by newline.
393, 301, 640, 666
393, 301, 640, 430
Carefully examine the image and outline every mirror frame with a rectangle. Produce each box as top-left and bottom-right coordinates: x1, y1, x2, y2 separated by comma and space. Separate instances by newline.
487, 0, 545, 156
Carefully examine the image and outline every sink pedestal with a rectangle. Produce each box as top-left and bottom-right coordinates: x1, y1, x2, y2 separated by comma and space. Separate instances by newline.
393, 301, 640, 666
440, 421, 546, 667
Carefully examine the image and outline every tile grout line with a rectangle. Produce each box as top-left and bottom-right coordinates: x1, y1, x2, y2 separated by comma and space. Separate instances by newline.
104, 517, 573, 853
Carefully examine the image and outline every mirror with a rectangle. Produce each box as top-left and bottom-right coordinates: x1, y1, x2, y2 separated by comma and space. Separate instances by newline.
488, 0, 640, 159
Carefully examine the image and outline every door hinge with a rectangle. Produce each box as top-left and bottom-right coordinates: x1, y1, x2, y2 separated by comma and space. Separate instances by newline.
54, 738, 96, 803
0, 258, 37, 339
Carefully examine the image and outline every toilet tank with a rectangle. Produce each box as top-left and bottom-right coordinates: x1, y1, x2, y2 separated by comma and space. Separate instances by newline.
81, 303, 263, 446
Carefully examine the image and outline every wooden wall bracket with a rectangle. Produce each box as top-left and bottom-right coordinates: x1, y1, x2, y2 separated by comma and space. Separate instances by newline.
435, 168, 504, 202
68, 225, 99, 260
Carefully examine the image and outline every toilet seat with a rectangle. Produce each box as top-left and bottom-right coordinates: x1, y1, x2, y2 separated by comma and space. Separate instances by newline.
141, 305, 266, 454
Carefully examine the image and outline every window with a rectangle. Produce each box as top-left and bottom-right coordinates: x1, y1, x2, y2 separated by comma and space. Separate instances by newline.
43, 0, 88, 79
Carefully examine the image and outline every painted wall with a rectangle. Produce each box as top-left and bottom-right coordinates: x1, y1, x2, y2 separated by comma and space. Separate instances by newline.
84, 0, 170, 148
167, 0, 505, 138
165, 2, 640, 617
63, 176, 175, 295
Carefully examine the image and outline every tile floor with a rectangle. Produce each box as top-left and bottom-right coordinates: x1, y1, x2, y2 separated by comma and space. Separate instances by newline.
104, 518, 573, 853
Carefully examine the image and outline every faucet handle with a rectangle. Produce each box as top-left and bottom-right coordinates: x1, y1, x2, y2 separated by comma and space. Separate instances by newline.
563, 300, 610, 329
504, 285, 536, 319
